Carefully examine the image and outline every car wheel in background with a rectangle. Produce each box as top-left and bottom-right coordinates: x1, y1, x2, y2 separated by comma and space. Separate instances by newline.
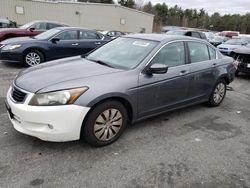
82, 100, 128, 147
235, 70, 239, 76
24, 50, 44, 67
208, 79, 227, 107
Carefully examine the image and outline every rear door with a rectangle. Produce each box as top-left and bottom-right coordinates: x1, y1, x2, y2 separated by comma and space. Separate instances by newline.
186, 41, 218, 100
51, 29, 80, 59
78, 30, 107, 55
138, 41, 190, 118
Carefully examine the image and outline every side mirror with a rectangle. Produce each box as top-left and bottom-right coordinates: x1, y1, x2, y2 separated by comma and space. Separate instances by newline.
147, 63, 168, 74
51, 38, 60, 43
29, 27, 35, 32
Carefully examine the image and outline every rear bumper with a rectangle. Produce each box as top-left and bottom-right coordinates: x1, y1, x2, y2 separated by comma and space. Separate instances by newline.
6, 87, 90, 142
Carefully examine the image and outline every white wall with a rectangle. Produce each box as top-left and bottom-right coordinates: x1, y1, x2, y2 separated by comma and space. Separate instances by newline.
0, 0, 154, 33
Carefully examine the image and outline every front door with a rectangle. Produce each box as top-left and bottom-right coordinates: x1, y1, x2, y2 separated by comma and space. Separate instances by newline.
51, 30, 80, 59
138, 41, 190, 118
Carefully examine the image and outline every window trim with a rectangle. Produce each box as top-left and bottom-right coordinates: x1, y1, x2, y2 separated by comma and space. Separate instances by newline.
141, 39, 218, 74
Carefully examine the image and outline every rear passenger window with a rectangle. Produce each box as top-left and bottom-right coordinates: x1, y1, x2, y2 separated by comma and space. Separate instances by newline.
191, 32, 201, 39
188, 42, 210, 63
208, 46, 216, 59
151, 42, 185, 67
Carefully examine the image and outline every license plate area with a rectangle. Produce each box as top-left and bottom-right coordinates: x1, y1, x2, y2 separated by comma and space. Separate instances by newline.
247, 64, 250, 68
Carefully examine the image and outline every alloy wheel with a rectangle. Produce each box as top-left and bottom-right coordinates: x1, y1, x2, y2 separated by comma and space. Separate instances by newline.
25, 52, 41, 66
213, 83, 226, 104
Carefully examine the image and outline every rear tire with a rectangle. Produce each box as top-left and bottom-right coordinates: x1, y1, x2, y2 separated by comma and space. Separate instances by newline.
207, 79, 227, 107
82, 100, 128, 147
24, 50, 44, 67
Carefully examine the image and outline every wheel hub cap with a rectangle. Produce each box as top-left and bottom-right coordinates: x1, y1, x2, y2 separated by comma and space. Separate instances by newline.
213, 83, 225, 104
94, 109, 123, 141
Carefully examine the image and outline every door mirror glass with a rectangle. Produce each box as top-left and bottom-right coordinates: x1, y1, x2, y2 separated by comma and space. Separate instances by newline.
51, 37, 60, 43
148, 63, 168, 74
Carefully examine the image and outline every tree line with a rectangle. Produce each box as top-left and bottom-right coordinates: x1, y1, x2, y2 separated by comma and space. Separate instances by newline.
77, 0, 250, 33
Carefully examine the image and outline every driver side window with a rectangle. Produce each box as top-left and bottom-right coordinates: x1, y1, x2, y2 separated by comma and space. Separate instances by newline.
31, 22, 47, 30
151, 42, 185, 67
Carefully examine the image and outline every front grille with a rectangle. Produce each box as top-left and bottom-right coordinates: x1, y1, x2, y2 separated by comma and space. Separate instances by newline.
11, 86, 27, 103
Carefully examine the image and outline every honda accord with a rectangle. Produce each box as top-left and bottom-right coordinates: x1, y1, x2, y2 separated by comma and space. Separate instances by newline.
5, 34, 236, 146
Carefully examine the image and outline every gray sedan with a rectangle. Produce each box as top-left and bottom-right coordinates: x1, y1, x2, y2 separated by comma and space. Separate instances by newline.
5, 34, 236, 146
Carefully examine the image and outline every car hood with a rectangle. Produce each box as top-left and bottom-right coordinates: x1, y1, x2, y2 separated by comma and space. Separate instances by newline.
1, 36, 36, 45
217, 44, 241, 49
233, 46, 250, 55
15, 56, 124, 93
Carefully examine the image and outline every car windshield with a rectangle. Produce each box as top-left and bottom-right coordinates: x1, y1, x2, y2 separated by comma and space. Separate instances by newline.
34, 29, 61, 40
86, 37, 158, 69
224, 38, 246, 45
166, 30, 186, 35
19, 22, 35, 29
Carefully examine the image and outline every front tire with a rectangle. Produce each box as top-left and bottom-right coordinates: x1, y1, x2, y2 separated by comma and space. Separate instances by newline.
24, 50, 44, 67
82, 100, 128, 147
208, 79, 227, 107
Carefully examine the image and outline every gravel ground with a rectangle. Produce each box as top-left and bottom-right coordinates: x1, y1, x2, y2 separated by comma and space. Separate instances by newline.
0, 61, 250, 188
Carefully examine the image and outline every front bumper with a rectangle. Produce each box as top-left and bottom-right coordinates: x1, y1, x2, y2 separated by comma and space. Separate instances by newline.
0, 50, 23, 63
5, 87, 90, 142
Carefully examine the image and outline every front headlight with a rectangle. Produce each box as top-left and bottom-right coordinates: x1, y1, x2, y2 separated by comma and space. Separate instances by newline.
29, 87, 88, 106
2, 44, 22, 51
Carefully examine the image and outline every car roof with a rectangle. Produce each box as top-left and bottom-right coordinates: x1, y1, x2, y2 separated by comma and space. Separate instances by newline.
124, 33, 205, 43
31, 20, 69, 26
55, 27, 98, 31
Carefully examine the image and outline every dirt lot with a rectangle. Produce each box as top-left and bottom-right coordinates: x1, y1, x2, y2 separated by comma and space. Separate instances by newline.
0, 61, 250, 188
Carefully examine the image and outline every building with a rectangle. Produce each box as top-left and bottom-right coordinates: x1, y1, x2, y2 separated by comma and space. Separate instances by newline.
0, 0, 154, 33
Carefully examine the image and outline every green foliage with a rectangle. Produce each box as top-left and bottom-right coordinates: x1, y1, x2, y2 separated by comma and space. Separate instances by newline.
118, 0, 135, 8
140, 2, 250, 33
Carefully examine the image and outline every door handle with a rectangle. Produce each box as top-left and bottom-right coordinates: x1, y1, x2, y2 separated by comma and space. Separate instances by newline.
95, 42, 101, 45
72, 43, 79, 46
179, 70, 188, 75
212, 63, 217, 67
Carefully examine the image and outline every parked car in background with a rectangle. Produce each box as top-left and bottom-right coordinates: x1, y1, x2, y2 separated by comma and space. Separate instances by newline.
0, 27, 110, 66
232, 45, 250, 76
209, 36, 228, 47
220, 31, 239, 38
101, 30, 125, 39
0, 18, 16, 28
217, 38, 250, 56
0, 20, 68, 42
166, 30, 208, 40
5, 34, 236, 146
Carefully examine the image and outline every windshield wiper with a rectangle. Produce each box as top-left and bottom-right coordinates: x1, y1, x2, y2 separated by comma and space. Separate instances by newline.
88, 59, 115, 68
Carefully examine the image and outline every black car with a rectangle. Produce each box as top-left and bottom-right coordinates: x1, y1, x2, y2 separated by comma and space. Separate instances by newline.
166, 30, 207, 40
232, 45, 250, 76
0, 27, 110, 66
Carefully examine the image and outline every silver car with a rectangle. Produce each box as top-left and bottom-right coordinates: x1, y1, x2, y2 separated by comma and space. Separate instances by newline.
5, 34, 236, 146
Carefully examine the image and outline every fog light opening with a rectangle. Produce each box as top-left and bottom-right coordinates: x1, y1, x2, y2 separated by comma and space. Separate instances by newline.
48, 124, 54, 129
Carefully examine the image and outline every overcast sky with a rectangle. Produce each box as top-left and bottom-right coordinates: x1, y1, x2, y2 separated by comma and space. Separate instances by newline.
150, 0, 250, 15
